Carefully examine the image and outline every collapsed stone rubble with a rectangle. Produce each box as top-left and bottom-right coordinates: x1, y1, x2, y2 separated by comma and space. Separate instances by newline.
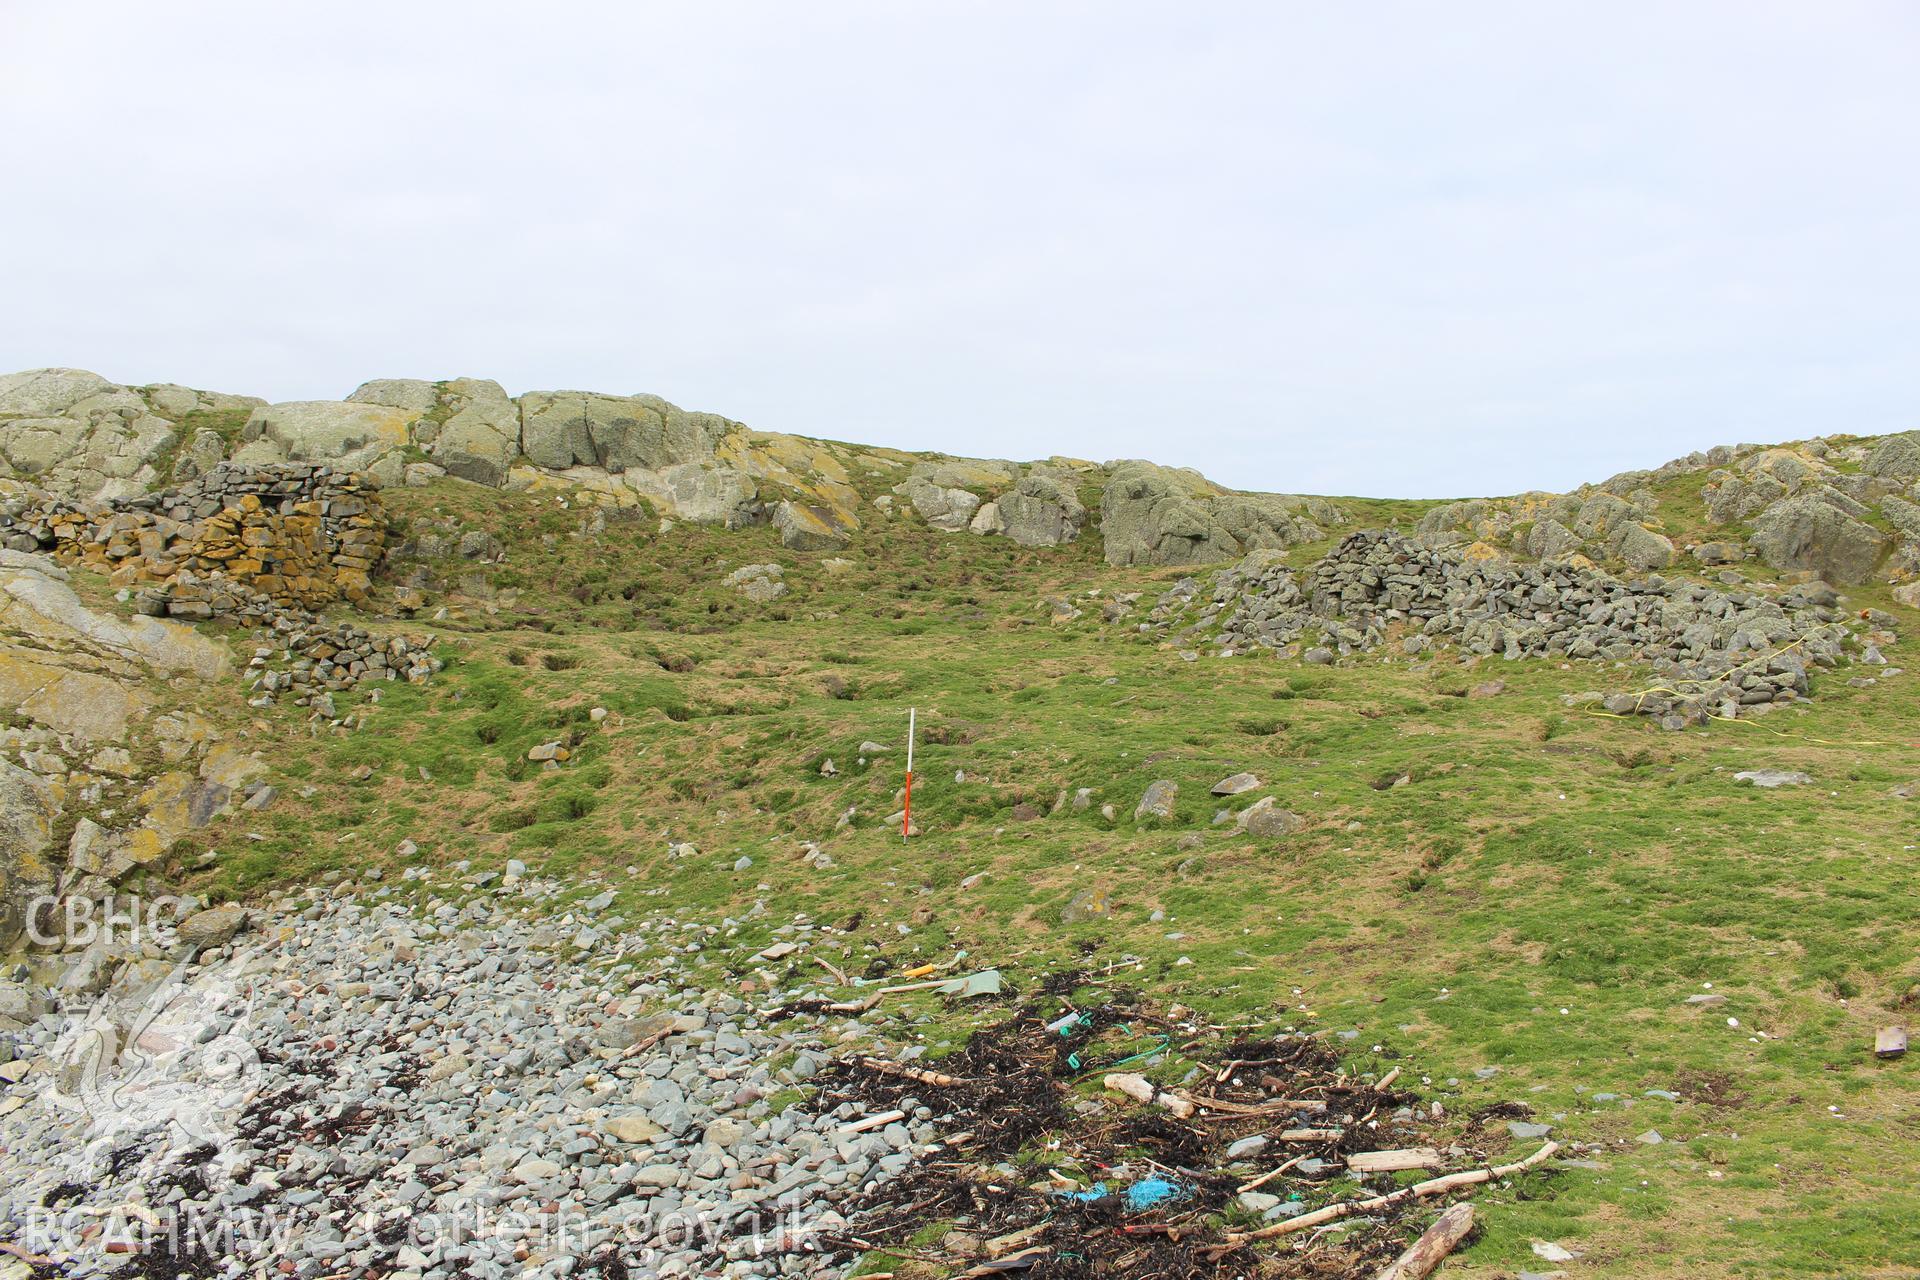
1129, 531, 1891, 729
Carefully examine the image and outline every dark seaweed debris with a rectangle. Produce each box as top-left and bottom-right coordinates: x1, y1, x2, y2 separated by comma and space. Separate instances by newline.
808, 981, 1539, 1279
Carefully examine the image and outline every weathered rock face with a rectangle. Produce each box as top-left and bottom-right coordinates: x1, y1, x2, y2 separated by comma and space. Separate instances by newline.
1748, 491, 1889, 584
345, 377, 440, 415
1882, 494, 1920, 542
772, 499, 853, 550
0, 550, 251, 949
1615, 523, 1676, 571
431, 377, 522, 486
233, 400, 417, 485
1102, 461, 1328, 566
1103, 462, 1234, 566
998, 475, 1087, 548
897, 476, 982, 531
1, 546, 226, 669
520, 391, 733, 473
0, 368, 224, 503
1525, 518, 1583, 561
0, 758, 62, 944
1863, 431, 1920, 482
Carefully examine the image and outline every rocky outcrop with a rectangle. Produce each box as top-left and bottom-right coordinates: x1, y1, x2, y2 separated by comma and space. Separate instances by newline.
0, 551, 246, 948
519, 390, 735, 473
347, 377, 522, 487
232, 400, 415, 484
1102, 461, 1328, 566
1414, 436, 1920, 586
772, 499, 854, 551
1863, 431, 1920, 482
1748, 490, 1890, 584
0, 369, 262, 503
998, 475, 1087, 548
896, 475, 983, 531
430, 377, 521, 485
10, 368, 1916, 581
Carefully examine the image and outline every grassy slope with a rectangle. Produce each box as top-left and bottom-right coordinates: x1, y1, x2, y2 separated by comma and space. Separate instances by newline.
169, 474, 1920, 1278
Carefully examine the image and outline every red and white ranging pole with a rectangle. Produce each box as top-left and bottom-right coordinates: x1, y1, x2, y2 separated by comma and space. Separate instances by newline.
902, 707, 915, 840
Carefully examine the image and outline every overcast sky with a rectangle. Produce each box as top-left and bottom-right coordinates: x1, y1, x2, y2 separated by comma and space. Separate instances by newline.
3, 4, 1916, 498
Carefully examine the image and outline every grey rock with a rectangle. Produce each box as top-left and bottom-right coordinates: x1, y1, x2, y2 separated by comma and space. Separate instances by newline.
1749, 490, 1889, 584
1237, 796, 1305, 839
897, 477, 982, 532
519, 390, 730, 473
1134, 779, 1178, 822
176, 903, 248, 949
996, 476, 1087, 548
1734, 770, 1811, 788
772, 499, 854, 551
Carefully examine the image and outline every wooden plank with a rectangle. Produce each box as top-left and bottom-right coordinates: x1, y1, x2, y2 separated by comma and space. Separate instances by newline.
1348, 1147, 1443, 1173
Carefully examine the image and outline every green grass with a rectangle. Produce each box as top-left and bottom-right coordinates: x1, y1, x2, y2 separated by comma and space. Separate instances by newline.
181, 473, 1920, 1278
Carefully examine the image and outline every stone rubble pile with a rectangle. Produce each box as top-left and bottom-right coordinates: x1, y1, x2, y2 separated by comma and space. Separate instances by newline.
1133, 531, 1891, 729
244, 617, 440, 710
0, 874, 928, 1280
0, 463, 387, 616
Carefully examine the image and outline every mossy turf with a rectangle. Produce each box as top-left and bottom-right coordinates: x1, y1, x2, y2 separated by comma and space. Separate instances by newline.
182, 477, 1920, 1278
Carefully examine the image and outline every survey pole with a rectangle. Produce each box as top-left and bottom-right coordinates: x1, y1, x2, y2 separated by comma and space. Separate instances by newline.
903, 707, 915, 840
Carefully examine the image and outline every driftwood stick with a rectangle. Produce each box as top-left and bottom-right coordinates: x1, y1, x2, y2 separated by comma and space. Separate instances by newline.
858, 1056, 961, 1087
1224, 1140, 1559, 1245
1236, 1154, 1305, 1193
841, 1108, 907, 1134
1373, 1202, 1475, 1280
1185, 1093, 1327, 1117
985, 1223, 1049, 1257
1375, 1065, 1402, 1090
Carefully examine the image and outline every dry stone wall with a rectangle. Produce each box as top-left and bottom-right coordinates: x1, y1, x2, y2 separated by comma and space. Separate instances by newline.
0, 464, 438, 702
0, 463, 384, 618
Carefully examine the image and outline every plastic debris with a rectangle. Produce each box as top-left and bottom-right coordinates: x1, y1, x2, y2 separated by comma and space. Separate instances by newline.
938, 969, 1005, 998
1123, 1176, 1185, 1210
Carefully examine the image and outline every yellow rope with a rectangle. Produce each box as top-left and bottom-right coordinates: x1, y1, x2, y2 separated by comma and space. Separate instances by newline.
1578, 632, 1916, 749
